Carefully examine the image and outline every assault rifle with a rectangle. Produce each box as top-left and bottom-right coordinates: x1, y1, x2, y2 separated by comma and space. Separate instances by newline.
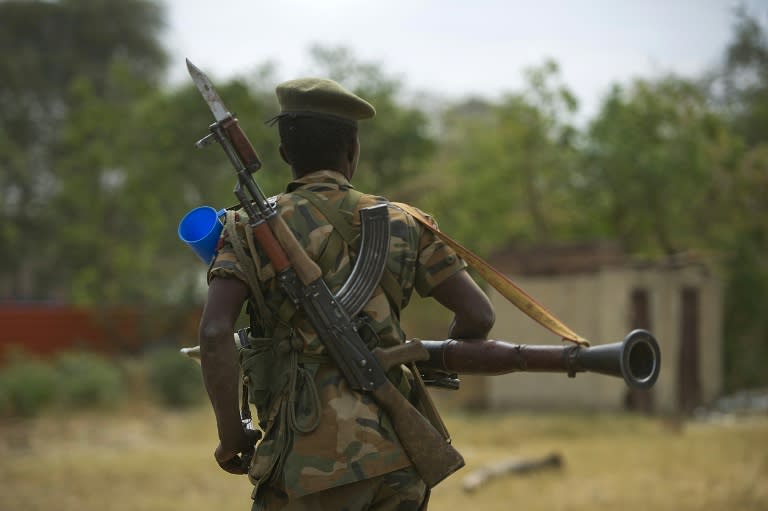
186, 60, 463, 488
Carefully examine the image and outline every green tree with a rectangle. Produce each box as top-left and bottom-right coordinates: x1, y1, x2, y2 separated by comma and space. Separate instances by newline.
580, 8, 768, 390
0, 0, 167, 300
581, 77, 738, 257
720, 8, 768, 146
714, 9, 768, 390
423, 61, 581, 254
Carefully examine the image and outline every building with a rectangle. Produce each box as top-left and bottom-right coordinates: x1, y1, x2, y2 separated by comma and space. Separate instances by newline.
455, 242, 723, 415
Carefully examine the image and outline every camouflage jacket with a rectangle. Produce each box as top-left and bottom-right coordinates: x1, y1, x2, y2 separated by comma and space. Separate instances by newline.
208, 170, 465, 499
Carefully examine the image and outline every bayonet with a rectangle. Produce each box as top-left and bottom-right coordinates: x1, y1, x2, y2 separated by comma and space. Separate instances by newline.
187, 59, 230, 122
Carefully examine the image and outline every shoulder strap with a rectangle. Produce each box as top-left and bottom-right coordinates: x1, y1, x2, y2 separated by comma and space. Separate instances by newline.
392, 202, 591, 347
223, 211, 272, 329
291, 188, 404, 312
291, 188, 359, 243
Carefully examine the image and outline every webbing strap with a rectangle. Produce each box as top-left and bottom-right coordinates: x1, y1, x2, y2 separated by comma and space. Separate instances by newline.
237, 211, 298, 335
224, 211, 271, 327
291, 188, 404, 312
393, 203, 591, 347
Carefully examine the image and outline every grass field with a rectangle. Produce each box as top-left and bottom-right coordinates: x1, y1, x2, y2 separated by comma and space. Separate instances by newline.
1, 404, 766, 511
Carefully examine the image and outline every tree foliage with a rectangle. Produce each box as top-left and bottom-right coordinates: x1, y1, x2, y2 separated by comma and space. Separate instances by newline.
582, 77, 739, 256
422, 61, 581, 254
715, 9, 768, 390
0, 0, 167, 300
721, 8, 768, 147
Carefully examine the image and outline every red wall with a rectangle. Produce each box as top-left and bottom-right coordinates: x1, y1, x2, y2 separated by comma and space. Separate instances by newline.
0, 305, 201, 362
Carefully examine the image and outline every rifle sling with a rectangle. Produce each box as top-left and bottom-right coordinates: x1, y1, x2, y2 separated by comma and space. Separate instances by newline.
393, 202, 591, 347
224, 210, 271, 326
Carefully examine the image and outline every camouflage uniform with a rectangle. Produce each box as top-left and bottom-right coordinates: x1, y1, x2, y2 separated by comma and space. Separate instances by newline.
209, 170, 465, 509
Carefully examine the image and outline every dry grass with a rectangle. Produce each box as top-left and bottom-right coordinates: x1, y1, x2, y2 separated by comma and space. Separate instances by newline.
1, 405, 766, 511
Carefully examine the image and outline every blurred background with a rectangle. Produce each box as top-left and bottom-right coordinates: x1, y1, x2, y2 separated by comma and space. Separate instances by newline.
0, 1, 766, 510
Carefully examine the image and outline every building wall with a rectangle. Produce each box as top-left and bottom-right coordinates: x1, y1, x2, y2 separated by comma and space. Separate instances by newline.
484, 270, 628, 412
0, 305, 202, 363
479, 262, 722, 414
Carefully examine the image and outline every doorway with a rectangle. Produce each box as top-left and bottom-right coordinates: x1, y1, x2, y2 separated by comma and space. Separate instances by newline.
678, 286, 702, 413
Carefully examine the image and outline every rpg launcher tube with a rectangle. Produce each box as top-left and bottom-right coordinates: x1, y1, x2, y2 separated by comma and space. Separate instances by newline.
419, 329, 660, 390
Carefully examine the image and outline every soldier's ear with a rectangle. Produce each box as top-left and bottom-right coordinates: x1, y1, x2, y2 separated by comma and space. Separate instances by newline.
279, 144, 291, 165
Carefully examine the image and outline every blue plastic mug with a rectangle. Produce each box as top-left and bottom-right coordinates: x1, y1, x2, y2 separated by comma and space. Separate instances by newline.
178, 206, 226, 265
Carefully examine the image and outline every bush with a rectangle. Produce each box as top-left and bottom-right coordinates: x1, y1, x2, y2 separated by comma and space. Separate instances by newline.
145, 347, 204, 408
0, 351, 58, 417
0, 346, 204, 415
55, 351, 124, 409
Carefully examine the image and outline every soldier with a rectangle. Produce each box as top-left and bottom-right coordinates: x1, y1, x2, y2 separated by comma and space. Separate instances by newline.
198, 77, 495, 510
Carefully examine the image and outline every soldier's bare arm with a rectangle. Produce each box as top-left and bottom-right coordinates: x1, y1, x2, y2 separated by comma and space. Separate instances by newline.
431, 269, 495, 340
199, 276, 252, 472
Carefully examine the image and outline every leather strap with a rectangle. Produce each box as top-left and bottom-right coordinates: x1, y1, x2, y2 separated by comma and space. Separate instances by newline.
393, 202, 590, 347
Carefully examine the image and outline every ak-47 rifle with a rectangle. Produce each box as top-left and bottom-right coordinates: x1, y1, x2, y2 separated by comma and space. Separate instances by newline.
186, 60, 463, 488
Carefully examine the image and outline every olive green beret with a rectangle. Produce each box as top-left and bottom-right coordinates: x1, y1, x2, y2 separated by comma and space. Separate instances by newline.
271, 77, 375, 124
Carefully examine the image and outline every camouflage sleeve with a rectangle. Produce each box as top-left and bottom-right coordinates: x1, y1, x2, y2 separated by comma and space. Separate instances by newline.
207, 214, 250, 285
413, 209, 467, 297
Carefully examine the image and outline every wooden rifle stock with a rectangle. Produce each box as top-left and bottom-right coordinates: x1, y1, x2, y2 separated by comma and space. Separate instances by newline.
221, 117, 261, 171
368, 341, 463, 487
372, 379, 461, 486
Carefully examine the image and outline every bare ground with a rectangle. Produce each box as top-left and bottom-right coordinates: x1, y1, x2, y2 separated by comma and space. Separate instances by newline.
1, 405, 766, 511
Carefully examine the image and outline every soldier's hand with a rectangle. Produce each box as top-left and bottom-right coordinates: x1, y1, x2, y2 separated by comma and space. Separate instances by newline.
214, 429, 261, 475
